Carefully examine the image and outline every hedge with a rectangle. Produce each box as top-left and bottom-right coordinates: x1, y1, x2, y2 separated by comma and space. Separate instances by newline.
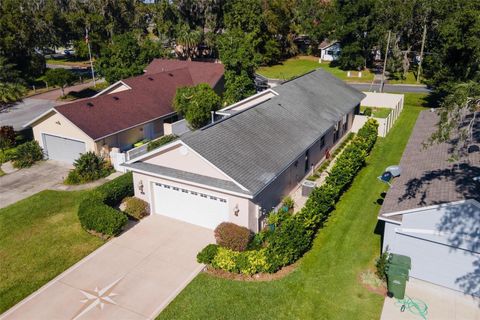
78, 198, 128, 237
77, 172, 133, 237
198, 119, 379, 275
214, 222, 253, 252
96, 171, 134, 206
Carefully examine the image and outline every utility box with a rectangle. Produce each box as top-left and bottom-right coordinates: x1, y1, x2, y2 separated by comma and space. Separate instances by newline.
302, 180, 316, 197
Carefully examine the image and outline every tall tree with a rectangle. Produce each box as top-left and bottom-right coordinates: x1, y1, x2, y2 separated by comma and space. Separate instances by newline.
173, 83, 221, 129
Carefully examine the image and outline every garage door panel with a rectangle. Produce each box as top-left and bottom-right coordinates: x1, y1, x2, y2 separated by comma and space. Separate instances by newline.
42, 134, 86, 163
153, 183, 228, 229
394, 233, 478, 293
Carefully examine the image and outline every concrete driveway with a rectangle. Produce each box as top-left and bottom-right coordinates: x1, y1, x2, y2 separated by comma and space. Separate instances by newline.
1, 215, 214, 320
381, 277, 480, 320
0, 161, 72, 209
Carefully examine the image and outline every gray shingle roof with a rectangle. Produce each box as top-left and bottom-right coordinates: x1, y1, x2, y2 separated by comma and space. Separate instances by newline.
182, 69, 365, 195
380, 110, 480, 222
123, 162, 250, 195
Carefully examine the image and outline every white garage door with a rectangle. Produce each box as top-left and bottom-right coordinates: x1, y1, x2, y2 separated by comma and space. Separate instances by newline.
42, 134, 86, 163
153, 182, 228, 229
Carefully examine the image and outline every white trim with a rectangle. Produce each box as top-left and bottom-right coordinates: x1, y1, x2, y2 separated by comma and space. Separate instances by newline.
395, 227, 446, 236
23, 108, 57, 128
377, 216, 402, 225
381, 199, 480, 218
128, 167, 253, 199
41, 132, 87, 145
125, 140, 184, 164
93, 112, 176, 141
93, 80, 131, 97
219, 89, 279, 112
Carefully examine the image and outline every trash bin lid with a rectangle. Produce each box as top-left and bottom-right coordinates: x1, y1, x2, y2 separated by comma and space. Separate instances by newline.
387, 264, 409, 278
389, 253, 411, 269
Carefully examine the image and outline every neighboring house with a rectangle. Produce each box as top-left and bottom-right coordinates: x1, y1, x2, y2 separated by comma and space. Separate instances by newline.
319, 40, 341, 62
123, 69, 365, 231
378, 111, 480, 296
24, 60, 224, 164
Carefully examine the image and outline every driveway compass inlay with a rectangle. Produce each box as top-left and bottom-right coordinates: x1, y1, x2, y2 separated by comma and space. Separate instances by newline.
72, 277, 123, 320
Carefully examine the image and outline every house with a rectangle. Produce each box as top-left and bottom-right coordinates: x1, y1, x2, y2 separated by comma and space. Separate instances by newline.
378, 110, 480, 296
319, 40, 341, 62
24, 60, 224, 163
123, 69, 365, 231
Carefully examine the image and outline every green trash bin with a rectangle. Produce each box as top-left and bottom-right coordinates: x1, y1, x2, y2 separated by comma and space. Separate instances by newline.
389, 254, 411, 270
387, 270, 408, 299
387, 264, 409, 280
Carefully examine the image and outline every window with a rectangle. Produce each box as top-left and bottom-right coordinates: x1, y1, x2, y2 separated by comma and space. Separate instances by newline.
173, 187, 179, 191
190, 191, 197, 195
210, 196, 217, 200
164, 185, 170, 189
320, 135, 325, 149
220, 199, 227, 203
200, 194, 207, 198
327, 50, 334, 55
343, 114, 349, 132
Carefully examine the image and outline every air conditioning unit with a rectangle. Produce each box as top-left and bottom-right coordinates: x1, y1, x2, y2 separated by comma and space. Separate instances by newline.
302, 180, 316, 197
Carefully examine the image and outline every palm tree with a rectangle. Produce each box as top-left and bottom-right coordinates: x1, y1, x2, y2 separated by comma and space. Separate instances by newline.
0, 82, 26, 110
176, 29, 201, 60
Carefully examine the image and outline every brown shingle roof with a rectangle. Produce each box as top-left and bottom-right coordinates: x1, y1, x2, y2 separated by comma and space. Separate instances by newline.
145, 59, 224, 87
379, 110, 480, 222
53, 60, 224, 140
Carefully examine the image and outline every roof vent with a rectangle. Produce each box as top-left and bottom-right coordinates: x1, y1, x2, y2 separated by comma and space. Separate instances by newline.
86, 102, 94, 107
168, 73, 174, 77
148, 77, 154, 81
113, 96, 119, 100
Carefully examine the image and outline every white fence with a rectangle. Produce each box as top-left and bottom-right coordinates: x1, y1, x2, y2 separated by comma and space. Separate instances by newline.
109, 151, 127, 173
351, 92, 405, 137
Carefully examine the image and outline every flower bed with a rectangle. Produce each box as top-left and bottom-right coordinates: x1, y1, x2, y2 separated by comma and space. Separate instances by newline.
197, 119, 379, 275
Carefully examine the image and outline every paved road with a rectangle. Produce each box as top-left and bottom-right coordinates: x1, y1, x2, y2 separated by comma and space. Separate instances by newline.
0, 80, 100, 131
349, 82, 431, 93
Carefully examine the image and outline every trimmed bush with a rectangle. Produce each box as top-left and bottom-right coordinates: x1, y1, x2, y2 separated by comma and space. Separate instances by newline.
0, 148, 17, 164
123, 197, 149, 220
147, 135, 178, 151
236, 249, 270, 275
78, 197, 128, 237
65, 151, 112, 185
197, 244, 219, 264
12, 140, 43, 168
96, 172, 134, 206
265, 217, 311, 272
214, 222, 253, 252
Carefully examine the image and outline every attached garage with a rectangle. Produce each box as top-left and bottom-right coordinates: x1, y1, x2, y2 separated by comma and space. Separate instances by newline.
381, 200, 480, 296
152, 182, 229, 229
42, 134, 86, 163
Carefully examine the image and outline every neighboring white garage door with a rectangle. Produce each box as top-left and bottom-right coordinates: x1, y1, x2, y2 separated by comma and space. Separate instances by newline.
153, 182, 228, 229
42, 134, 86, 163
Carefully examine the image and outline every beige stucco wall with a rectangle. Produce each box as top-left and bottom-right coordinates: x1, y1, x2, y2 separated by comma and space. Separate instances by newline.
143, 144, 231, 181
32, 111, 97, 152
132, 172, 256, 231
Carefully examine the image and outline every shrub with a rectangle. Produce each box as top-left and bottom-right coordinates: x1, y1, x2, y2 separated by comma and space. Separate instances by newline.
265, 217, 311, 272
236, 249, 270, 275
375, 248, 390, 282
214, 222, 253, 252
0, 126, 15, 149
147, 134, 178, 151
282, 196, 294, 211
0, 148, 17, 164
123, 196, 149, 220
96, 172, 134, 206
65, 151, 112, 185
363, 107, 373, 116
197, 244, 219, 264
78, 197, 128, 237
211, 247, 240, 272
12, 140, 43, 168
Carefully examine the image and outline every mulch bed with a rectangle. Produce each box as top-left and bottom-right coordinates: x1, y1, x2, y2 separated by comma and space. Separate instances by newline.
202, 262, 299, 282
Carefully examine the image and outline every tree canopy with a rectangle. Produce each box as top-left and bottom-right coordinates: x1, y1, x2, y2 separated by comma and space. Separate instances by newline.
173, 83, 221, 129
43, 69, 76, 97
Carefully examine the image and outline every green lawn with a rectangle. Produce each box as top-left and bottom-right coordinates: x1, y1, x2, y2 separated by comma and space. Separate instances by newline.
360, 106, 392, 118
388, 71, 423, 85
256, 56, 374, 83
157, 93, 427, 320
0, 190, 104, 313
